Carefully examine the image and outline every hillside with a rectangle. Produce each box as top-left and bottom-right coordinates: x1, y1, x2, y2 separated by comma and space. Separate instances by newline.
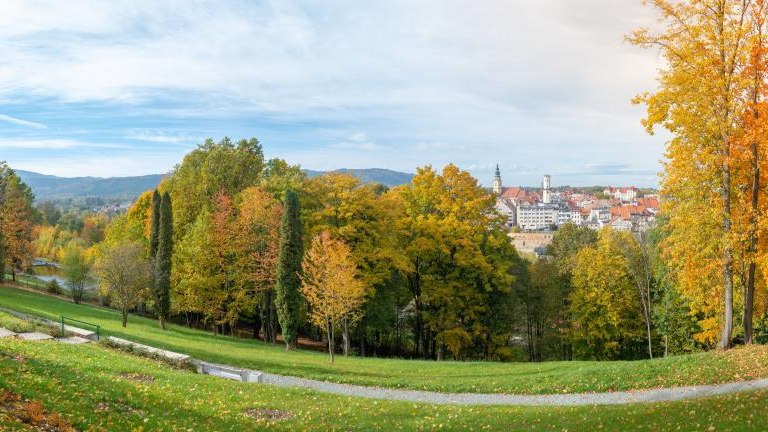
15, 168, 413, 201
303, 168, 413, 187
16, 170, 165, 201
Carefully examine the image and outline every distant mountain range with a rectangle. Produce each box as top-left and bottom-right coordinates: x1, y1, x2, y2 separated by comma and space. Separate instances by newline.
16, 168, 414, 201
303, 168, 413, 188
16, 170, 166, 201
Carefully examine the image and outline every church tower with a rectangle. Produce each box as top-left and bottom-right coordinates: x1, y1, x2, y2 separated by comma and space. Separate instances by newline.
542, 174, 552, 204
493, 164, 502, 195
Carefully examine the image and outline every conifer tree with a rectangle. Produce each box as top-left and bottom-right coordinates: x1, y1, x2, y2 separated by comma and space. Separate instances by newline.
149, 190, 161, 258
275, 189, 303, 349
154, 192, 173, 330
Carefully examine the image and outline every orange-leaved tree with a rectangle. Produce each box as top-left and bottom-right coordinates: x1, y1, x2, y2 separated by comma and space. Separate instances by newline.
629, 0, 754, 348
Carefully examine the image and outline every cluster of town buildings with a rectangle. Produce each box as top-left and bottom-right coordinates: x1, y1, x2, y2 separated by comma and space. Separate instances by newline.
492, 165, 660, 255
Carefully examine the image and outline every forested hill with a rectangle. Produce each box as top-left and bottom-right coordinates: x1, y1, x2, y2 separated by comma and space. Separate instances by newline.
16, 170, 165, 200
303, 168, 413, 187
16, 168, 414, 201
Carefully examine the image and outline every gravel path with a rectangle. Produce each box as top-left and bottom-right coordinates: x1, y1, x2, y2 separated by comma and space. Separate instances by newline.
5, 305, 767, 406
257, 373, 768, 406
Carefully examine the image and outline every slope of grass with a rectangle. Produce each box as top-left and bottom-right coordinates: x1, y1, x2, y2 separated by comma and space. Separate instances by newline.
2, 284, 767, 395
1, 338, 767, 431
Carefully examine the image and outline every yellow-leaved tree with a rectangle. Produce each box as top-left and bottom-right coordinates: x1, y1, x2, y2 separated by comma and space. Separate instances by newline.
300, 231, 366, 362
630, 0, 761, 348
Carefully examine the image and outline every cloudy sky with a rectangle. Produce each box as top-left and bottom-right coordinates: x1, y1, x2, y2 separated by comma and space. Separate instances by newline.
0, 0, 666, 187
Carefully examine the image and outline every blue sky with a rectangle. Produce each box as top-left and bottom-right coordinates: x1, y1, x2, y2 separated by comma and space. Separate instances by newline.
0, 0, 665, 187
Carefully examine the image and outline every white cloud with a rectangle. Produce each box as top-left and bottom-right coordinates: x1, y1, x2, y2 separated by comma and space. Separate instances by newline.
0, 138, 129, 149
0, 0, 667, 186
126, 131, 193, 145
0, 114, 46, 129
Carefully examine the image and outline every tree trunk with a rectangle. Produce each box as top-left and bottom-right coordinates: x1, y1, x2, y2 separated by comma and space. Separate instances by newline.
327, 320, 335, 363
342, 317, 350, 357
122, 310, 128, 327
159, 316, 166, 330
719, 157, 734, 350
253, 313, 261, 339
744, 140, 760, 345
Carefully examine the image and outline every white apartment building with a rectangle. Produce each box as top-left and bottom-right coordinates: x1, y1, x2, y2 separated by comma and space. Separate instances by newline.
517, 203, 560, 230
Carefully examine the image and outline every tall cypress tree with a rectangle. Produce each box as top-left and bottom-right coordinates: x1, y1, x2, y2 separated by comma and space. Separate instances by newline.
275, 189, 303, 349
154, 192, 173, 330
149, 190, 161, 258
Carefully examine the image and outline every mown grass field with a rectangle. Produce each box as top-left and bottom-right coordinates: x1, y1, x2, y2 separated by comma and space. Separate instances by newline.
1, 337, 768, 431
2, 283, 768, 395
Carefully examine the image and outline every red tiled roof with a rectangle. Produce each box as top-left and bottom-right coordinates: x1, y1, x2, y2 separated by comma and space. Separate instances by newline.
610, 205, 648, 221
636, 197, 660, 209
501, 187, 527, 200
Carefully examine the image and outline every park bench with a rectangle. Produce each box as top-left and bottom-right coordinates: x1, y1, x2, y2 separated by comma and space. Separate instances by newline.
194, 360, 262, 383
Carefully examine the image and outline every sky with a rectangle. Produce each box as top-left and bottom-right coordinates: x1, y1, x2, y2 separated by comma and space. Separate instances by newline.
0, 0, 666, 187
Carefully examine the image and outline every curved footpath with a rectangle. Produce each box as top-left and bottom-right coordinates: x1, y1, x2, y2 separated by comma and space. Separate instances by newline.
3, 305, 767, 406
257, 373, 768, 406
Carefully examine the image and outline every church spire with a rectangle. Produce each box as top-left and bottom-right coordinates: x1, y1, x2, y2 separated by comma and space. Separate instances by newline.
493, 163, 502, 195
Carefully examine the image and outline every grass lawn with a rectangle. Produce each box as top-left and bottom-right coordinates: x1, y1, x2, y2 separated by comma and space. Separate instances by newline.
1, 338, 767, 431
2, 283, 768, 395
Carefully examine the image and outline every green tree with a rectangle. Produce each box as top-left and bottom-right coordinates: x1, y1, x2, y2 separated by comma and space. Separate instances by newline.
59, 241, 93, 304
153, 192, 173, 329
173, 211, 225, 331
164, 137, 265, 239
397, 164, 510, 360
275, 189, 303, 349
95, 241, 151, 327
569, 229, 645, 360
149, 190, 161, 257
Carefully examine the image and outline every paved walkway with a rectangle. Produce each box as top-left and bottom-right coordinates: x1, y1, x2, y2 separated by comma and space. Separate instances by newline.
4, 321, 768, 406
256, 373, 768, 406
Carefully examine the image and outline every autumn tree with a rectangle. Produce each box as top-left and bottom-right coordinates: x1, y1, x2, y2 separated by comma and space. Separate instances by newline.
396, 165, 516, 360
173, 211, 225, 330
0, 163, 35, 281
616, 231, 656, 359
275, 189, 302, 348
234, 187, 282, 342
630, 0, 755, 349
569, 229, 645, 360
737, 0, 768, 344
301, 231, 366, 362
95, 241, 151, 327
304, 173, 405, 356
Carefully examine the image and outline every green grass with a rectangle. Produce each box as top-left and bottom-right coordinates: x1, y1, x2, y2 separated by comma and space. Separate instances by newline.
1, 338, 767, 431
1, 283, 768, 395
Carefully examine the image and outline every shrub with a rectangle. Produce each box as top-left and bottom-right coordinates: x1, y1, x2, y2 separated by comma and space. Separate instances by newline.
46, 279, 61, 294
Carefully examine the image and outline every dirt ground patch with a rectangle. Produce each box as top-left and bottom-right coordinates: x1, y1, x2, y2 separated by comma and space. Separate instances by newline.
0, 389, 76, 431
